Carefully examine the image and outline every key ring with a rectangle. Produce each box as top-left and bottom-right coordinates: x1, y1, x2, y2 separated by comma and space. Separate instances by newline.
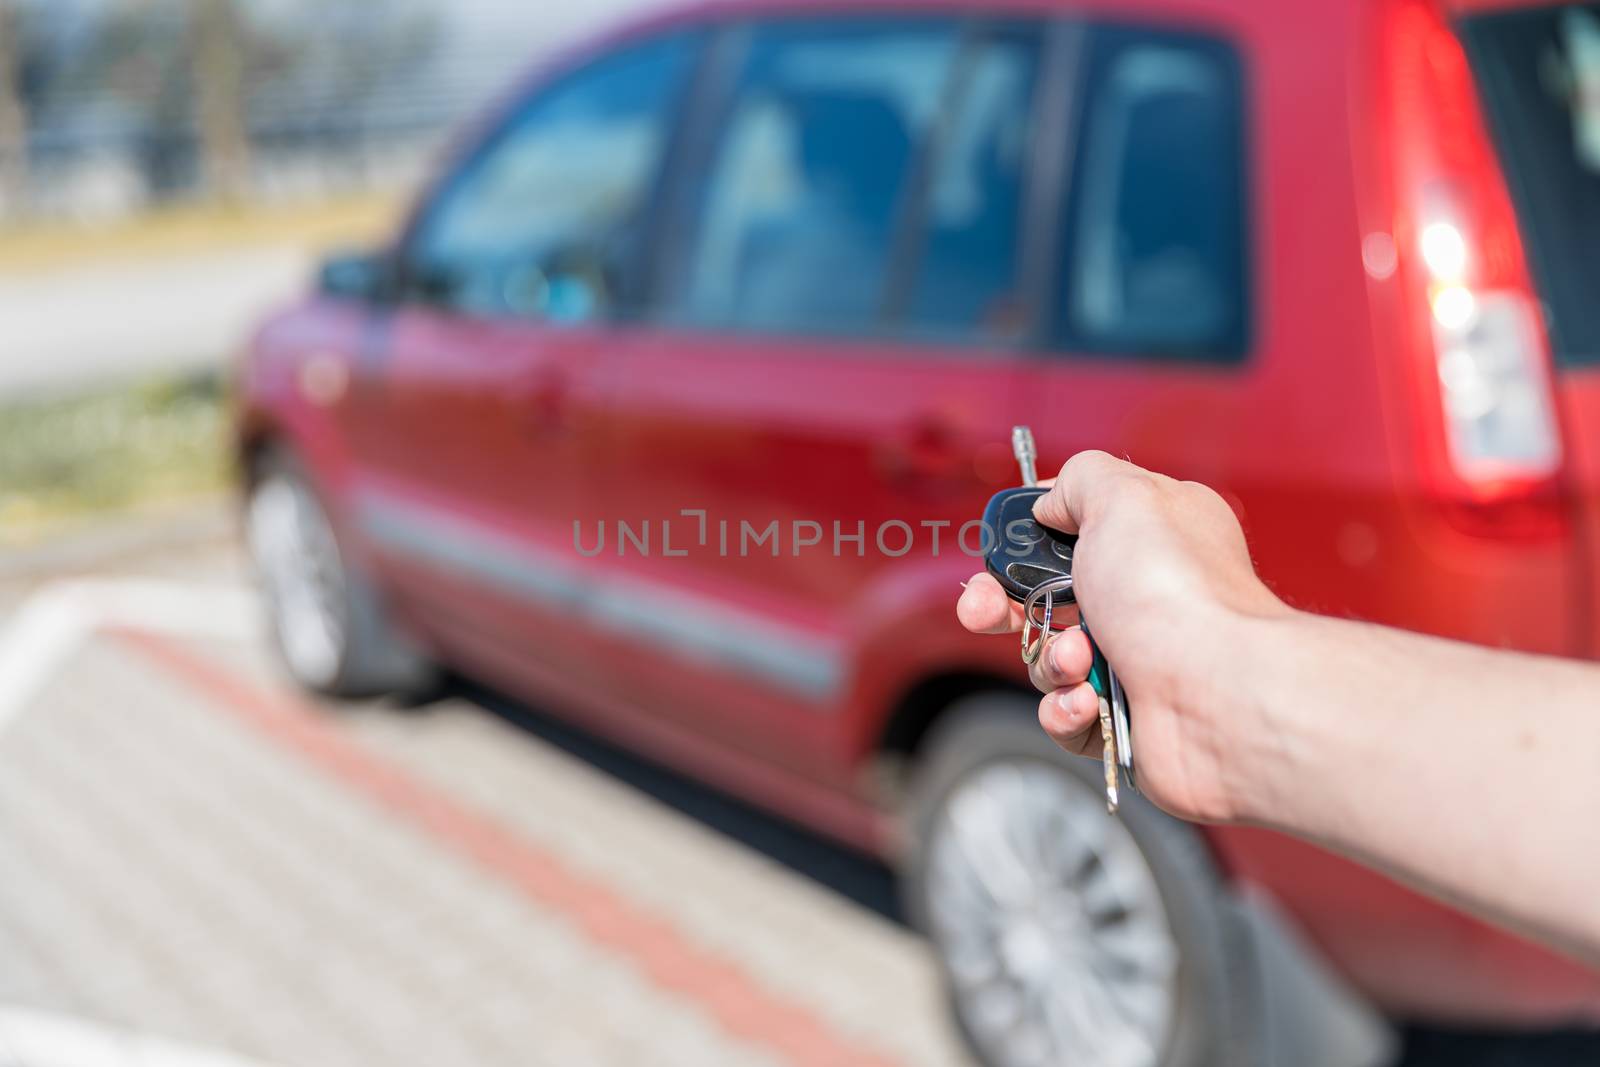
1020, 575, 1077, 665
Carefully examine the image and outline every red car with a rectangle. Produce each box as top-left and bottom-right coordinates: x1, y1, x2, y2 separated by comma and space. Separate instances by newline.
236, 0, 1600, 1062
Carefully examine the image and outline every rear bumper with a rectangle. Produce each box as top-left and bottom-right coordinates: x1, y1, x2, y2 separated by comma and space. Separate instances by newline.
1232, 886, 1397, 1067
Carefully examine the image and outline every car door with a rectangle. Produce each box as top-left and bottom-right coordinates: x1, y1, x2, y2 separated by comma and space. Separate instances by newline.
345, 31, 702, 685
1008, 23, 1253, 529
594, 17, 1052, 786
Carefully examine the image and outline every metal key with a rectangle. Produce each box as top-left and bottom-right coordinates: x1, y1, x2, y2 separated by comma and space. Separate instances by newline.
1012, 425, 1038, 487
981, 430, 1075, 603
1082, 612, 1120, 813
982, 426, 1133, 813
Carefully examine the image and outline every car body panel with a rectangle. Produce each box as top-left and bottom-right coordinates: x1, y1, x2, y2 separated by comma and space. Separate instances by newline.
1561, 374, 1600, 658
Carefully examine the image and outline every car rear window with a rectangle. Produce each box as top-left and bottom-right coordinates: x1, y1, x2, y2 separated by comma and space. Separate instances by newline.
1054, 24, 1250, 362
1462, 4, 1600, 367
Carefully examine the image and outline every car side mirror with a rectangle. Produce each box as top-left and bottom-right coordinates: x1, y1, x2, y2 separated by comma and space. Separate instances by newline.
531, 240, 618, 323
317, 250, 395, 304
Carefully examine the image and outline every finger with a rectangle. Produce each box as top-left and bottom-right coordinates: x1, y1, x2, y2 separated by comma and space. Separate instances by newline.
957, 573, 1026, 634
1038, 683, 1104, 759
1027, 625, 1092, 693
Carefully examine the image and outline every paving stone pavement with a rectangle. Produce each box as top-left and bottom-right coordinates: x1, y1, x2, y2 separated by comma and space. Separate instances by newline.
0, 548, 971, 1067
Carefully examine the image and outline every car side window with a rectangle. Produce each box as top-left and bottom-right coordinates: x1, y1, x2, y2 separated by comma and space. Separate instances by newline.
669, 20, 960, 336
900, 30, 1041, 340
1057, 26, 1248, 361
407, 34, 696, 322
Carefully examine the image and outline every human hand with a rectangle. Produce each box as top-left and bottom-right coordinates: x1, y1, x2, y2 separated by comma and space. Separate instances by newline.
957, 451, 1290, 822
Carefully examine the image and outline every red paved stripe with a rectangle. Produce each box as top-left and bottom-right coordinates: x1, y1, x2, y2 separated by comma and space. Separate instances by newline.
116, 629, 907, 1067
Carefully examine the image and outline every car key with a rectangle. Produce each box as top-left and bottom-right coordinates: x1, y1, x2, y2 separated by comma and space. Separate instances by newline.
982, 427, 1134, 812
979, 428, 1077, 602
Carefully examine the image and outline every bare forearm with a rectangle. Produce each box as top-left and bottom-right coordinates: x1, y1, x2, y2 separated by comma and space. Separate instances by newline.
1228, 610, 1600, 964
962, 453, 1600, 962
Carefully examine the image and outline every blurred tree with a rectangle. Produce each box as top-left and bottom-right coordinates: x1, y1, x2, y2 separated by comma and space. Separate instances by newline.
245, 0, 440, 119
2, 0, 443, 212
0, 0, 27, 215
187, 0, 248, 203
65, 1, 196, 198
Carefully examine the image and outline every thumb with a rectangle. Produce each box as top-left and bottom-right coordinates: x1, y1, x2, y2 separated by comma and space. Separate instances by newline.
1030, 480, 1079, 536
1031, 449, 1139, 536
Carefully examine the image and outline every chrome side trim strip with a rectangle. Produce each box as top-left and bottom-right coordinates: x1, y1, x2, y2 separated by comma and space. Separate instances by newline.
356, 490, 845, 704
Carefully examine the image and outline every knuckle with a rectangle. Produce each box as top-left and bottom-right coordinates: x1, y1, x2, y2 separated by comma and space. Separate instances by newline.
1115, 470, 1164, 505
1062, 449, 1116, 478
1185, 480, 1240, 523
1181, 478, 1223, 505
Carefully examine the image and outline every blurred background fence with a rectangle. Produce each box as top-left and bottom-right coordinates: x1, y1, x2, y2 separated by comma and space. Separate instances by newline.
0, 0, 647, 223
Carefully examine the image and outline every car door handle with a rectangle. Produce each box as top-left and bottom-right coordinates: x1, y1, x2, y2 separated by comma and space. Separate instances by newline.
509, 371, 569, 434
876, 416, 971, 486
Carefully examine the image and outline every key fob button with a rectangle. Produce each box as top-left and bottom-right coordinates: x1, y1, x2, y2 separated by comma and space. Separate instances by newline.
1006, 561, 1066, 589
981, 485, 1077, 603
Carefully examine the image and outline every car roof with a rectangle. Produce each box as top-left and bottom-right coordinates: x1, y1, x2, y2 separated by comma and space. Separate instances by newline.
641, 0, 1556, 23
614, 0, 1261, 35
547, 0, 1282, 83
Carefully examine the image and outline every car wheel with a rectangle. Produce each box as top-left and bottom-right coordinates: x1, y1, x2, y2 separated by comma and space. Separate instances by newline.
905, 696, 1260, 1067
246, 450, 436, 699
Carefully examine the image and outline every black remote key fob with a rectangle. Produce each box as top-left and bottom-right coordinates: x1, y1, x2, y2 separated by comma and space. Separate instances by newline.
982, 486, 1079, 603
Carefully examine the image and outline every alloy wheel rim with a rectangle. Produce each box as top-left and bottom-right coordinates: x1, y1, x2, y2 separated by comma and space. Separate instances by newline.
248, 475, 346, 688
926, 760, 1180, 1067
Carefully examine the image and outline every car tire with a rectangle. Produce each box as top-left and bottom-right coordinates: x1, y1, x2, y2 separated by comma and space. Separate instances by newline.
246, 448, 437, 700
904, 695, 1262, 1067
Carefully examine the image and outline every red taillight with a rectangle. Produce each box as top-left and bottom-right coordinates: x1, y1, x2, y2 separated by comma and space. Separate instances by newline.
1382, 0, 1564, 514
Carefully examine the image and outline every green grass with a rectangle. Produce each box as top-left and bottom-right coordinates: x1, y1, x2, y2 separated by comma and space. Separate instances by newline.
0, 374, 231, 547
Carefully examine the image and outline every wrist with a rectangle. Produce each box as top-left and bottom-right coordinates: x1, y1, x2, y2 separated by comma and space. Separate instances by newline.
1206, 604, 1321, 827
1163, 591, 1306, 825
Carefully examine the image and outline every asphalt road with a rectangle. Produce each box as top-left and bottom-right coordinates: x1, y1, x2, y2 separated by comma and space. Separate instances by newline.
0, 245, 308, 398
